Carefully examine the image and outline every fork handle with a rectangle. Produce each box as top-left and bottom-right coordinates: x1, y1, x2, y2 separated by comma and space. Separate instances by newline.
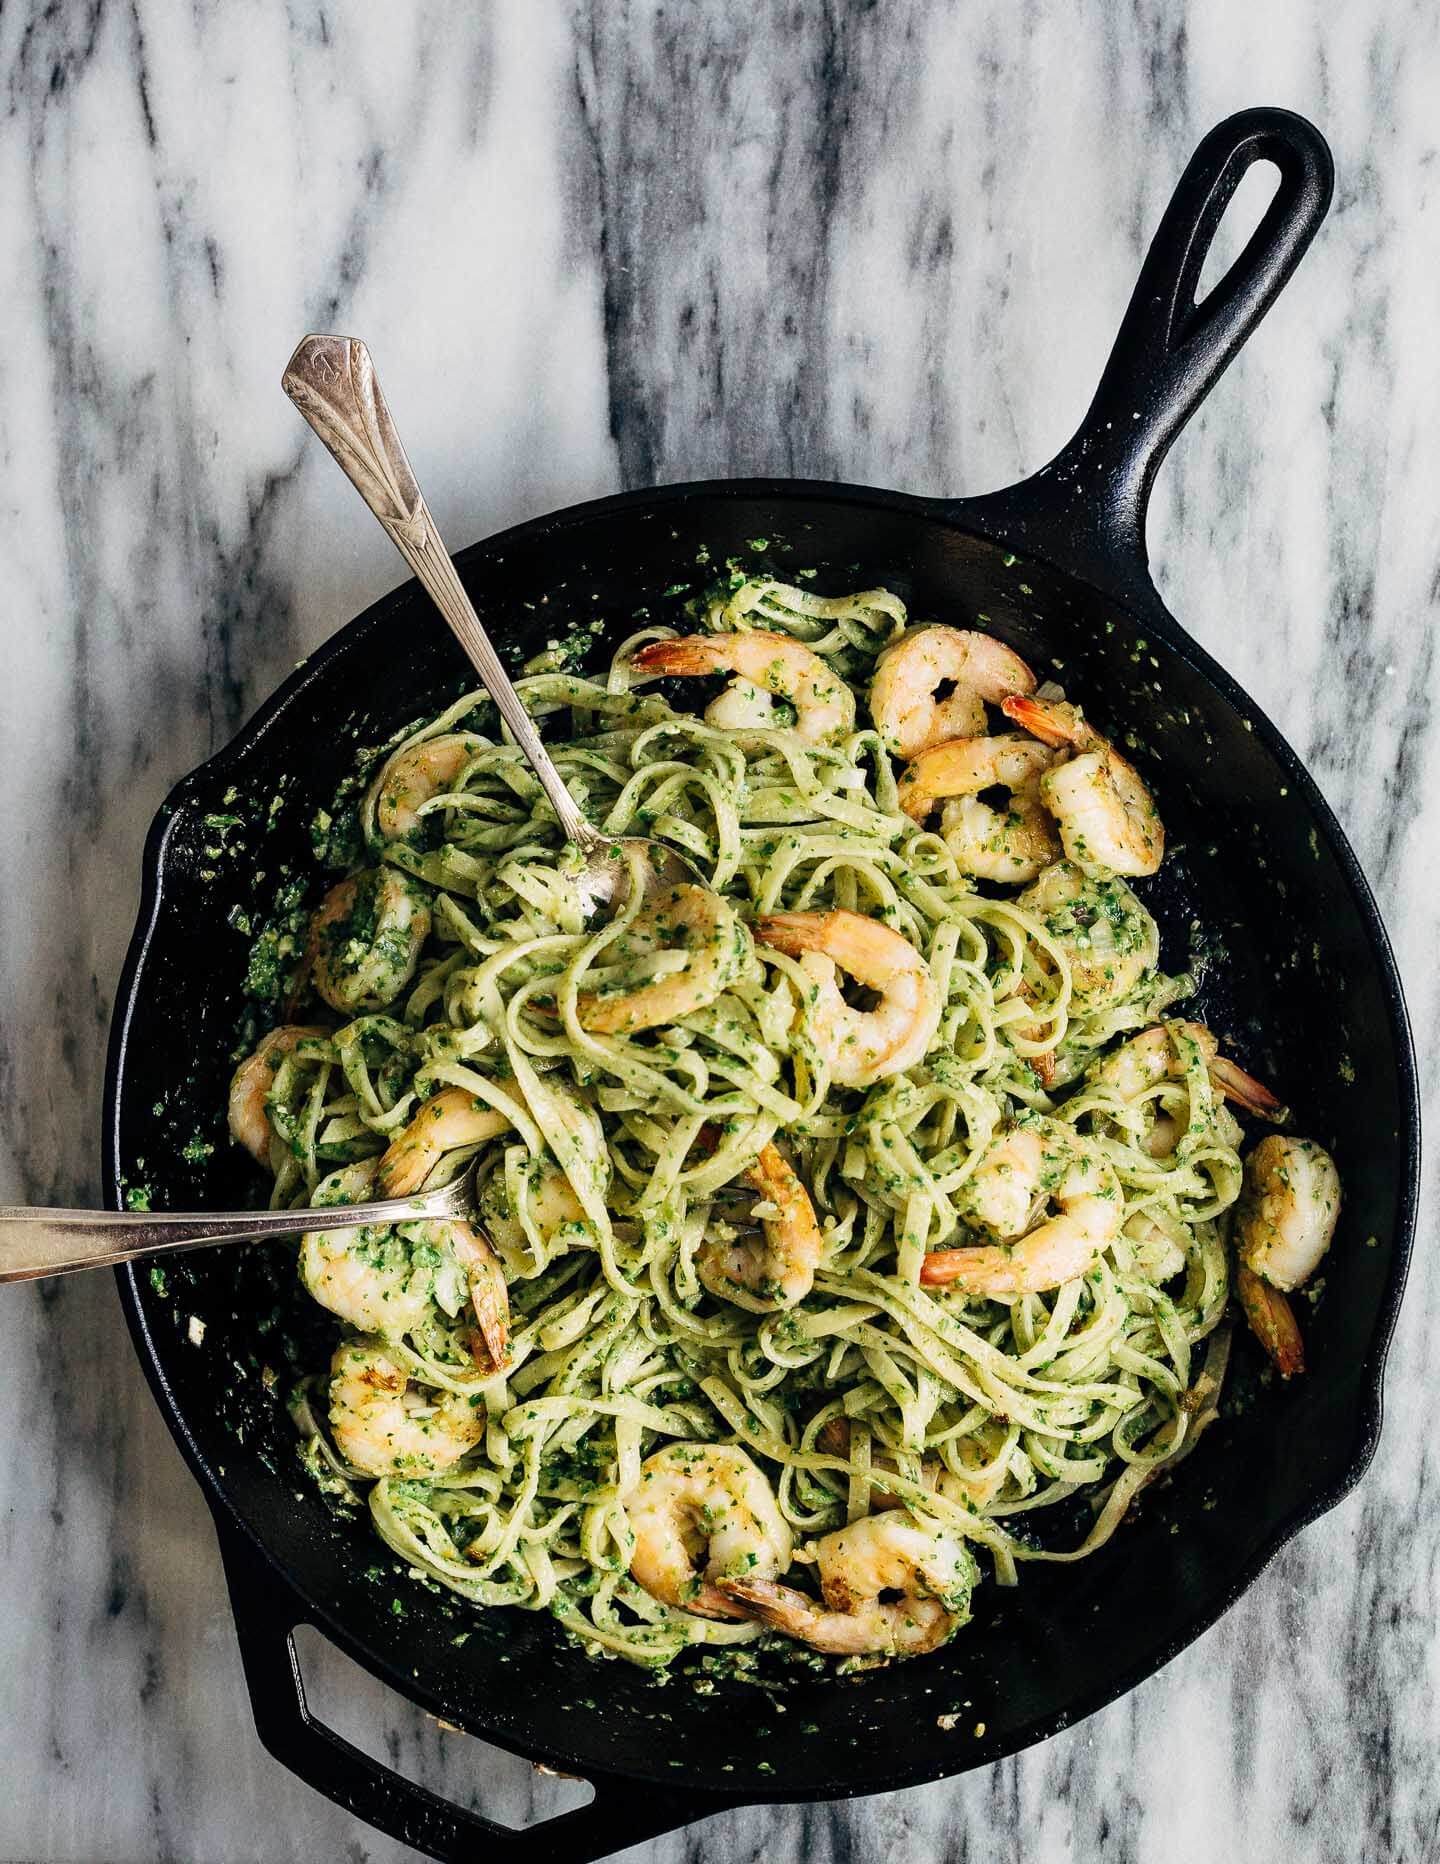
281, 333, 600, 854
0, 1190, 456, 1284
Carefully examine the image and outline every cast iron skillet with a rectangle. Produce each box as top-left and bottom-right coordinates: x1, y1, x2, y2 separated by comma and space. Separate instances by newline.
103, 109, 1419, 1863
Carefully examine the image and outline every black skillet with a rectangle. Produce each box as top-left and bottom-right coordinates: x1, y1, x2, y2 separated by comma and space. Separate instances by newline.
103, 108, 1419, 1862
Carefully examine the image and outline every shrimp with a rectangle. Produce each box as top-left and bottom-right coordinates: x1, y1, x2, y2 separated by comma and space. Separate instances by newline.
719, 1511, 975, 1658
625, 1443, 794, 1620
870, 625, 1037, 758
328, 1339, 485, 1477
227, 1024, 328, 1164
302, 1214, 436, 1333
367, 732, 484, 843
577, 883, 754, 1036
1017, 861, 1159, 1012
629, 632, 855, 745
304, 1218, 509, 1371
308, 868, 432, 1014
1236, 1135, 1340, 1291
1233, 1136, 1340, 1377
919, 1125, 1121, 1295
377, 1085, 517, 1197
954, 1126, 1051, 1240
301, 1158, 510, 1370
410, 1219, 511, 1373
1090, 1021, 1288, 1122
697, 1141, 825, 1312
754, 910, 941, 1087
301, 1159, 433, 1335
897, 733, 1060, 882
1002, 694, 1164, 878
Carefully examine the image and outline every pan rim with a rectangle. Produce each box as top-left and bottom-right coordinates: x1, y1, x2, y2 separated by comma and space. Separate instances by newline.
103, 472, 1421, 1800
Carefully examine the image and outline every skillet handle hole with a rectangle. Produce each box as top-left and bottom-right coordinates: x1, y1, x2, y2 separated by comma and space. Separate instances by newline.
290, 1623, 596, 1832
1194, 159, 1284, 310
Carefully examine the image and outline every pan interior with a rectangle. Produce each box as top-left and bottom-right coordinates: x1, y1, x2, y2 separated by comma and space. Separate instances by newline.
110, 487, 1408, 1796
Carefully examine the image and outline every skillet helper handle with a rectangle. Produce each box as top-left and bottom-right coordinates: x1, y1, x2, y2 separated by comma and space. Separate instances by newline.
956, 106, 1334, 601
216, 1526, 716, 1864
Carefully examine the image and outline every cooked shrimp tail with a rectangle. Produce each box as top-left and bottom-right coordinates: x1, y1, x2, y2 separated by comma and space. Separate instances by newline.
1235, 1263, 1305, 1378
717, 1575, 877, 1654
1209, 1055, 1289, 1121
1000, 693, 1080, 750
467, 1253, 510, 1372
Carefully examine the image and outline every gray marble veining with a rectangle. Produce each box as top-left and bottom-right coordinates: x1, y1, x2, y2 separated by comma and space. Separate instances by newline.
1, 1, 1437, 1860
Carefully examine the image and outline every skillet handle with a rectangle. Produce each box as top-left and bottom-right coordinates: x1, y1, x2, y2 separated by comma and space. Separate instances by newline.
215, 1523, 721, 1863
951, 106, 1333, 606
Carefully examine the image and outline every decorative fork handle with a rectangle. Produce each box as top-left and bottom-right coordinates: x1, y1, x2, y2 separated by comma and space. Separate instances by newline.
0, 1181, 468, 1283
281, 333, 597, 851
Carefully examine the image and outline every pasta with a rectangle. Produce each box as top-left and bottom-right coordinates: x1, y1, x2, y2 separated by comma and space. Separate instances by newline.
232, 571, 1316, 1672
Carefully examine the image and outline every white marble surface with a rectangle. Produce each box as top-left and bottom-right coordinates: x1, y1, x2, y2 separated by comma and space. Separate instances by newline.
1, 2, 1436, 1860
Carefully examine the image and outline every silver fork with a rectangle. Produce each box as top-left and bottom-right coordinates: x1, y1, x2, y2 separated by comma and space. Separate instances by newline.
0, 1169, 475, 1284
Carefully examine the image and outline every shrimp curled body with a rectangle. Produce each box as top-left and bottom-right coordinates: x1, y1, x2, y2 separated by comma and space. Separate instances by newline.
630, 632, 855, 744
367, 733, 485, 843
377, 1085, 517, 1197
478, 1159, 588, 1260
1231, 1133, 1338, 1381
301, 1159, 434, 1335
1017, 861, 1159, 1013
870, 625, 1036, 758
1235, 1135, 1341, 1293
1003, 695, 1164, 879
1090, 1020, 1287, 1144
227, 1024, 328, 1165
920, 1125, 1121, 1295
755, 909, 941, 1087
577, 883, 755, 1035
898, 733, 1060, 882
720, 1511, 976, 1657
625, 1443, 794, 1619
308, 869, 432, 1014
301, 1159, 511, 1372
329, 1339, 485, 1477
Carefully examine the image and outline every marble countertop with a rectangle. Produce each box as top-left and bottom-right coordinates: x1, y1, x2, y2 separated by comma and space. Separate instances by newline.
2, 3, 1436, 1860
